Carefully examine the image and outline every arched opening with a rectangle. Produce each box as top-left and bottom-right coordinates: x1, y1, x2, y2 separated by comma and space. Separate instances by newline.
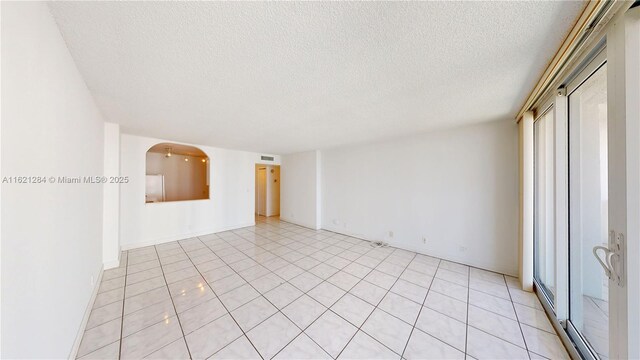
145, 142, 209, 203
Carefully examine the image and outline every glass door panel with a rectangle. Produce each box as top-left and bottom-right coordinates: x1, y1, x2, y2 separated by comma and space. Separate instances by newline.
534, 109, 556, 304
568, 63, 609, 359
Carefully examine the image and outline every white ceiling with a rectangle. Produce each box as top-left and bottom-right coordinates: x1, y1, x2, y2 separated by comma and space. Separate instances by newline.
49, 1, 584, 154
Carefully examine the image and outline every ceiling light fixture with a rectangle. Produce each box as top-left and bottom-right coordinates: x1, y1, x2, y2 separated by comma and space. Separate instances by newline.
165, 147, 172, 158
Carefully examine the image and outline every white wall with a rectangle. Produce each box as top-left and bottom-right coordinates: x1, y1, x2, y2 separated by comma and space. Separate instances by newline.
120, 134, 279, 248
281, 151, 321, 229
321, 120, 519, 275
1, 2, 105, 358
103, 123, 120, 269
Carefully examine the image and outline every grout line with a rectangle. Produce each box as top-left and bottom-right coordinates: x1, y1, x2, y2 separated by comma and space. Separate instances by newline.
504, 275, 532, 359
152, 245, 193, 360
205, 222, 402, 359
223, 222, 458, 359
399, 258, 443, 359
175, 240, 264, 360
334, 253, 418, 359
109, 219, 532, 360
199, 234, 375, 358
117, 253, 129, 359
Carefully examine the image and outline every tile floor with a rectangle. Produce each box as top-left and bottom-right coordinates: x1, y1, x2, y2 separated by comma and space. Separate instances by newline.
78, 217, 570, 359
583, 295, 609, 359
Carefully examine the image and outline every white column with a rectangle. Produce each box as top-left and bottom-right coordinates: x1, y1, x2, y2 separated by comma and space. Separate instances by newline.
623, 9, 640, 359
102, 123, 120, 269
607, 7, 640, 359
520, 111, 534, 291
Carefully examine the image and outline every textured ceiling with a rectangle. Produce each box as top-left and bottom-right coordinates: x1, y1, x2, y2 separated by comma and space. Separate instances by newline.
48, 1, 584, 154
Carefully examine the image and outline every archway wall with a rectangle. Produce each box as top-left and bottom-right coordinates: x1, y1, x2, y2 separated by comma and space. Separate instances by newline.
121, 134, 280, 249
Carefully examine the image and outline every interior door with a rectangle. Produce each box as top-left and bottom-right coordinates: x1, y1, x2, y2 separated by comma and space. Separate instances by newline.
568, 59, 611, 359
256, 167, 267, 216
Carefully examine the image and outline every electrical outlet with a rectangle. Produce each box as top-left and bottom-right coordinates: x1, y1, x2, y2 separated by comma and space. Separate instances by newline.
388, 231, 394, 238
333, 219, 339, 225
422, 237, 427, 244
458, 245, 467, 252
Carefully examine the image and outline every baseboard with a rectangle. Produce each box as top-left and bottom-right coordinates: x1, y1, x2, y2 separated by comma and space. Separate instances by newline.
322, 225, 518, 278
279, 217, 319, 230
121, 222, 256, 251
68, 264, 104, 360
103, 259, 120, 270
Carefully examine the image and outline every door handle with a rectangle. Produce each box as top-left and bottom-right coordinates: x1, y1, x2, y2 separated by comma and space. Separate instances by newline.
592, 245, 612, 278
592, 230, 625, 287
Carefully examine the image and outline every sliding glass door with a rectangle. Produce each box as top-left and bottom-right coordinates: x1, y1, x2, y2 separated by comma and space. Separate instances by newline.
533, 48, 614, 360
534, 108, 556, 304
568, 60, 609, 360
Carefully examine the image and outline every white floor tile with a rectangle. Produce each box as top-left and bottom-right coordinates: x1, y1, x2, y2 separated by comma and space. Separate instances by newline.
305, 310, 358, 358
120, 315, 183, 359
424, 291, 467, 323
264, 283, 303, 309
521, 324, 570, 359
289, 271, 323, 292
145, 338, 190, 360
468, 305, 525, 348
87, 301, 123, 330
308, 281, 346, 307
331, 293, 375, 327
185, 314, 243, 359
361, 309, 413, 355
328, 271, 361, 291
400, 269, 433, 288
178, 297, 227, 334
218, 283, 260, 311
282, 294, 327, 329
415, 307, 466, 352
250, 272, 286, 294
231, 296, 278, 332
77, 219, 566, 360
247, 313, 301, 359
430, 278, 469, 303
403, 328, 465, 360
466, 326, 529, 360
468, 289, 516, 320
210, 336, 261, 360
389, 279, 428, 304
77, 318, 122, 358
378, 292, 421, 325
123, 298, 176, 337
339, 331, 399, 360
173, 285, 216, 313
513, 303, 555, 333
364, 270, 397, 290
349, 280, 387, 306
274, 333, 332, 360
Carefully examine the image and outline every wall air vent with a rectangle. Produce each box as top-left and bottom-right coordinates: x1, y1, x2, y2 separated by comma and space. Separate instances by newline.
260, 155, 274, 161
